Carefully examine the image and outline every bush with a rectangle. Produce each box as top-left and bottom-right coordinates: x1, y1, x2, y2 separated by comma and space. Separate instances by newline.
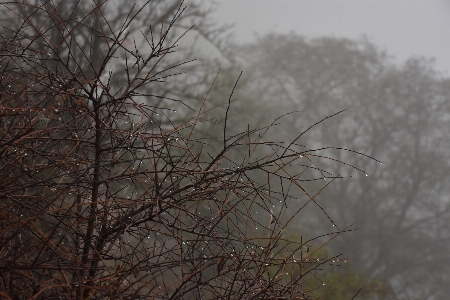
0, 1, 374, 299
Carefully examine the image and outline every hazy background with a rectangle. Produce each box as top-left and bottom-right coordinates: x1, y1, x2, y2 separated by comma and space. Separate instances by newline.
213, 0, 450, 75
2, 0, 448, 299
207, 1, 450, 299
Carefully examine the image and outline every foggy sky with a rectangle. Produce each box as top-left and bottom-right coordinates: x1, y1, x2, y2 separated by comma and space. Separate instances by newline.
213, 0, 450, 75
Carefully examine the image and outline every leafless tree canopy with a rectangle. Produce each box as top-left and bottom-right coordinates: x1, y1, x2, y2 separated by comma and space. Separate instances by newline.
230, 33, 450, 299
0, 2, 373, 299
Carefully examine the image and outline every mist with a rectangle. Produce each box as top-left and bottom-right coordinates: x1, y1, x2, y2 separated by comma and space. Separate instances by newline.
1, 1, 449, 299
207, 1, 450, 299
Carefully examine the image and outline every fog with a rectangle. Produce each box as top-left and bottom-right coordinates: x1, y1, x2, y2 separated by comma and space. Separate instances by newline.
213, 0, 450, 75
1, 1, 449, 299
208, 1, 450, 299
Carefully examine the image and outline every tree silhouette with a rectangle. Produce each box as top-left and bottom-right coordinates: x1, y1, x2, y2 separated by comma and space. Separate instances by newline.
234, 33, 450, 299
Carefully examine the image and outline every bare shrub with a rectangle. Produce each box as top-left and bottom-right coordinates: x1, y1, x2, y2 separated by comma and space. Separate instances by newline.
0, 1, 372, 299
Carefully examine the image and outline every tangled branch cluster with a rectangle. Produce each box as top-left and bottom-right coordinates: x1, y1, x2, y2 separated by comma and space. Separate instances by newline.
0, 1, 363, 299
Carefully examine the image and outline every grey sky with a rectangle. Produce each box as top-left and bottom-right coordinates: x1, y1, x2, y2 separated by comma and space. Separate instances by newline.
213, 0, 450, 75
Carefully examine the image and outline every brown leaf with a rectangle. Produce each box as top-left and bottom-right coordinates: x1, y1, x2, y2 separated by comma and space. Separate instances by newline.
77, 98, 86, 110
217, 257, 225, 273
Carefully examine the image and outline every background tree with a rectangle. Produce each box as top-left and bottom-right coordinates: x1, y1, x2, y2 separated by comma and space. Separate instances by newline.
232, 33, 450, 299
0, 2, 370, 299
0, 0, 228, 123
